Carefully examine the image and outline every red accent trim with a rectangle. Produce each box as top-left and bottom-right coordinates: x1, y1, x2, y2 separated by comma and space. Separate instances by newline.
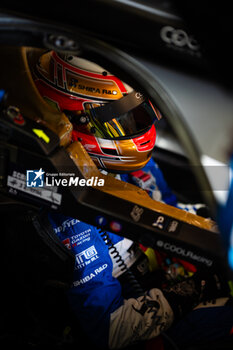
140, 173, 151, 182
13, 114, 25, 125
72, 130, 103, 155
131, 170, 144, 178
133, 124, 156, 152
62, 238, 71, 250
131, 170, 151, 182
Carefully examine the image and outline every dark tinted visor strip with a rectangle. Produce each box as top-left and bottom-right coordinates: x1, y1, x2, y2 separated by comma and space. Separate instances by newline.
90, 91, 146, 123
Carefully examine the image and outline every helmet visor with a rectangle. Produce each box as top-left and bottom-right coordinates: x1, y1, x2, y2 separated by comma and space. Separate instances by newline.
85, 92, 162, 139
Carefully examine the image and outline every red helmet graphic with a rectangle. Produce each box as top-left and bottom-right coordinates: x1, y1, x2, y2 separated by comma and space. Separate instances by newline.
34, 51, 162, 172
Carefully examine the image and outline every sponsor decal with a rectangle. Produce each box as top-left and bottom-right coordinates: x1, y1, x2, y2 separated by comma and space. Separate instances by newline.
8, 168, 104, 206
152, 214, 180, 234
8, 170, 62, 205
75, 245, 99, 270
62, 238, 71, 250
160, 25, 201, 55
68, 78, 118, 95
57, 219, 91, 247
73, 263, 108, 287
152, 215, 165, 229
156, 240, 213, 267
109, 221, 122, 233
130, 205, 144, 222
70, 229, 91, 247
95, 215, 107, 227
54, 218, 80, 234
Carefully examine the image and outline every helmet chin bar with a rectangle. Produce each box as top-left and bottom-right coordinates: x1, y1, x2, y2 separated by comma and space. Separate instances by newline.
0, 43, 228, 275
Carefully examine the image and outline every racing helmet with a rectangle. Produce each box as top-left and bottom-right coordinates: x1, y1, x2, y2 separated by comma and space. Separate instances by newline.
33, 51, 162, 172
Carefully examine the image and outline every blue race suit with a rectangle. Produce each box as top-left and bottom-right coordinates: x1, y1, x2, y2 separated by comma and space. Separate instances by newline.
47, 157, 176, 348
47, 157, 231, 348
47, 213, 123, 348
47, 212, 173, 349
